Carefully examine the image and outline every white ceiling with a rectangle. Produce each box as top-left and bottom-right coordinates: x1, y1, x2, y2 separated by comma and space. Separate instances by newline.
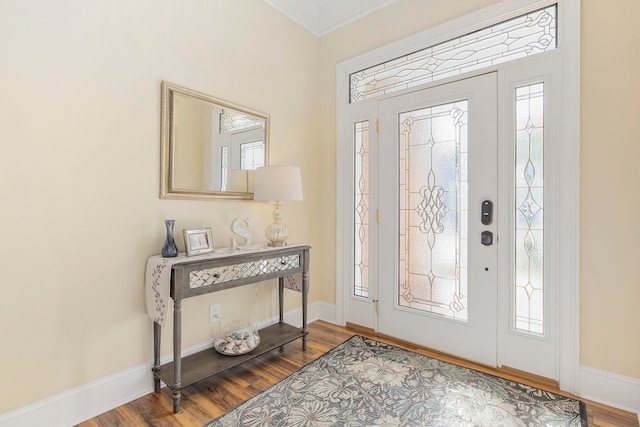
265, 0, 398, 36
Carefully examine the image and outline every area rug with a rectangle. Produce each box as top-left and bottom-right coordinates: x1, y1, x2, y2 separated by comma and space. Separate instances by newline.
204, 335, 586, 426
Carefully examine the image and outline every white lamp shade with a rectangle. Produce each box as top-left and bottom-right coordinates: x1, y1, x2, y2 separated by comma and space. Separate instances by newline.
253, 166, 303, 202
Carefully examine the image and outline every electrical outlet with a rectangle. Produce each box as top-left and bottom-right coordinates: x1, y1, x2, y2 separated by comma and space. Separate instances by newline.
209, 304, 221, 322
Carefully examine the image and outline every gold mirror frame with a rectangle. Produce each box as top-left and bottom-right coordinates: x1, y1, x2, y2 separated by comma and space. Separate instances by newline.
160, 82, 269, 200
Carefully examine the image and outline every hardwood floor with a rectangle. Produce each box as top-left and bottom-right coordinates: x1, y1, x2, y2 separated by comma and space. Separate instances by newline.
78, 321, 638, 426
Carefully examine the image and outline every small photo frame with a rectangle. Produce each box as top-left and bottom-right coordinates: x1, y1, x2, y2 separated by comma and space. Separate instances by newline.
183, 228, 214, 256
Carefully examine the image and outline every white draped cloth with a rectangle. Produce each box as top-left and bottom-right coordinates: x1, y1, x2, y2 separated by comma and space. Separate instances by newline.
145, 244, 304, 326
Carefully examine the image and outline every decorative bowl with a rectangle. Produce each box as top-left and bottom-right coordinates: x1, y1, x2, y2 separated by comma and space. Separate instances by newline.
213, 320, 260, 356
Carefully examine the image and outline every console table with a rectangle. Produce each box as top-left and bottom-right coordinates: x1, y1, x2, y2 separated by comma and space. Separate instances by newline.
146, 244, 310, 413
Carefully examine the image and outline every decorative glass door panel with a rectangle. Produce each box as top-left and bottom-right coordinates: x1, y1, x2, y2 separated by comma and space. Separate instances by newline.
515, 83, 544, 335
399, 101, 468, 321
354, 121, 370, 298
378, 74, 498, 366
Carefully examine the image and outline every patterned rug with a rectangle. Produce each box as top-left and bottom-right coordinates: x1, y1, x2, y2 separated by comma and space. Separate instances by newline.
204, 335, 586, 426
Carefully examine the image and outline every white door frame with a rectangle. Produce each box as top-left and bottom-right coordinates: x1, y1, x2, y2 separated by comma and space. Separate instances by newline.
335, 0, 580, 394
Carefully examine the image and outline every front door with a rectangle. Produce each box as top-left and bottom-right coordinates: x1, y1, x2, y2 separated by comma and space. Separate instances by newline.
377, 73, 498, 366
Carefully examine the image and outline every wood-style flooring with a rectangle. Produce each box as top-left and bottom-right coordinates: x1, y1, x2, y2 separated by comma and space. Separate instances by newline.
77, 321, 638, 427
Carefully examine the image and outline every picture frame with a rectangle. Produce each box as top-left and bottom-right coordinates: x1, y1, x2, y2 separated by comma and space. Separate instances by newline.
183, 228, 214, 256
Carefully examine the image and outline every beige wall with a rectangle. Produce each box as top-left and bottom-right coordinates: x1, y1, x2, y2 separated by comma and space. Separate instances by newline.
580, 0, 640, 378
318, 0, 640, 381
1, 0, 638, 416
0, 0, 324, 413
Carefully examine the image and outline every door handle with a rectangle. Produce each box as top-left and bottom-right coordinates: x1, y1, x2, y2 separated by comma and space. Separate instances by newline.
481, 200, 493, 225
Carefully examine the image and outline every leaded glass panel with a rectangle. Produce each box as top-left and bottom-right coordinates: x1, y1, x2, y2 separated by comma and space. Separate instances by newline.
240, 141, 265, 170
220, 146, 229, 191
354, 121, 370, 298
515, 83, 544, 335
220, 109, 264, 133
399, 100, 468, 321
350, 6, 556, 103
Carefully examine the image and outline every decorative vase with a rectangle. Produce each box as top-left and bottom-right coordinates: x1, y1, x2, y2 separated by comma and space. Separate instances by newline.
161, 219, 179, 258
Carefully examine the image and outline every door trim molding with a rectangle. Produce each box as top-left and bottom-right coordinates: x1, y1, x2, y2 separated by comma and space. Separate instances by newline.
336, 0, 580, 393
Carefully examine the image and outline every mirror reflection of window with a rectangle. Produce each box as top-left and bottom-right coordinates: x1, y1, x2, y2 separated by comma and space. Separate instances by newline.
220, 146, 229, 191
219, 110, 263, 133
209, 109, 265, 191
240, 141, 265, 170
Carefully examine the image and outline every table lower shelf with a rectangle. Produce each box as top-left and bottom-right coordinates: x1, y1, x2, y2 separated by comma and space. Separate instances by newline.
154, 322, 307, 391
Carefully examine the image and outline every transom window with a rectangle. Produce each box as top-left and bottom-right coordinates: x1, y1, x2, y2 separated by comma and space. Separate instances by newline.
349, 5, 556, 103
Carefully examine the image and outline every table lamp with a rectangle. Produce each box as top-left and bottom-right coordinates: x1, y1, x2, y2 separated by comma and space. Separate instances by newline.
253, 166, 303, 247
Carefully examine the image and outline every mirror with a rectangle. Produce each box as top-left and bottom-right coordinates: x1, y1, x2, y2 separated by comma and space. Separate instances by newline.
160, 82, 269, 200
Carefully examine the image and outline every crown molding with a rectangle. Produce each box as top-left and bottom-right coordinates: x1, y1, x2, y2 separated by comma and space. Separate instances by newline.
265, 0, 398, 36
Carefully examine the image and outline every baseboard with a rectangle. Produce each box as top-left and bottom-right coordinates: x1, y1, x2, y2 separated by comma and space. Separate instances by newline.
580, 365, 640, 415
0, 302, 324, 427
272, 301, 335, 327
0, 362, 154, 427
4, 303, 635, 427
318, 301, 337, 324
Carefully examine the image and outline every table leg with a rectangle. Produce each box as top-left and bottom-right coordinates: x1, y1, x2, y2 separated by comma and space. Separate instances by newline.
278, 277, 284, 324
173, 299, 182, 413
302, 252, 309, 351
278, 277, 285, 352
152, 321, 161, 392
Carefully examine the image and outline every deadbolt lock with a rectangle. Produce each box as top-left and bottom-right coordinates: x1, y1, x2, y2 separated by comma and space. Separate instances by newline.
481, 231, 493, 246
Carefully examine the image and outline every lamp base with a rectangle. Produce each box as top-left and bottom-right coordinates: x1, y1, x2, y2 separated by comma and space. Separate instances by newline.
265, 222, 288, 247
265, 201, 288, 247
